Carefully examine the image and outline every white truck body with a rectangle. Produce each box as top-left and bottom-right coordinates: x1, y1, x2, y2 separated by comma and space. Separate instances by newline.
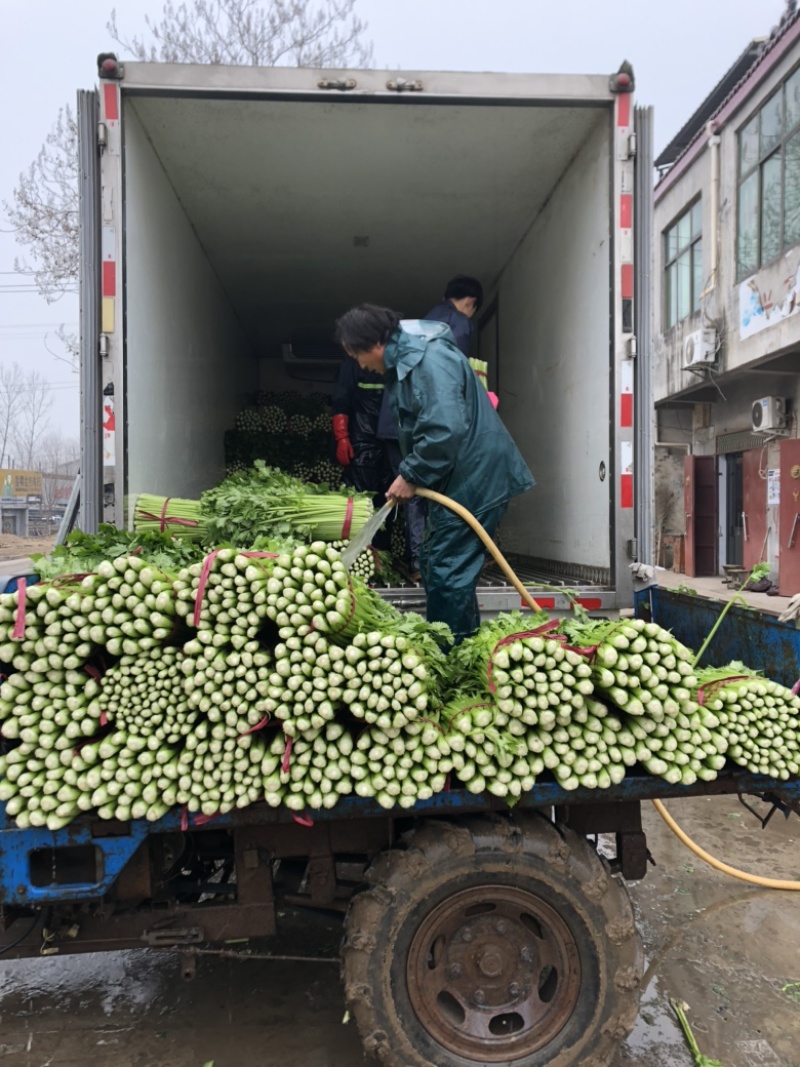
78, 59, 653, 613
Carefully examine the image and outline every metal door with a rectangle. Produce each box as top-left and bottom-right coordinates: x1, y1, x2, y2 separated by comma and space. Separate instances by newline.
779, 439, 800, 594
684, 455, 718, 577
742, 448, 768, 571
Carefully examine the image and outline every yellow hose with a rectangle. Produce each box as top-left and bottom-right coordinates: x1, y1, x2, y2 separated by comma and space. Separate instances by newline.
651, 798, 800, 890
412, 488, 800, 889
414, 488, 542, 613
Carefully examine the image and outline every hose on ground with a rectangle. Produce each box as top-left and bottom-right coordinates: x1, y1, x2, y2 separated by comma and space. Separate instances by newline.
651, 798, 800, 890
411, 488, 800, 890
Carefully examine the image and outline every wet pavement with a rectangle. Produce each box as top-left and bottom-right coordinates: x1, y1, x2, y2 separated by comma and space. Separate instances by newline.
0, 795, 797, 1067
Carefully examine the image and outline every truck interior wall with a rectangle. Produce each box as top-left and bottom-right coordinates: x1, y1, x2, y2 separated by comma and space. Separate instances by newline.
124, 103, 257, 504
493, 116, 611, 578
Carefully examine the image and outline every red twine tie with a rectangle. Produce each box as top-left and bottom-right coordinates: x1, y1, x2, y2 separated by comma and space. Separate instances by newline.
194, 811, 221, 826
239, 713, 270, 738
697, 675, 751, 706
282, 736, 293, 774
291, 811, 314, 827
193, 550, 221, 626
137, 500, 198, 530
341, 497, 354, 540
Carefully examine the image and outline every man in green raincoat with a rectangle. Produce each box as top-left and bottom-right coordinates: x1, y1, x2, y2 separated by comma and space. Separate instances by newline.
334, 304, 535, 642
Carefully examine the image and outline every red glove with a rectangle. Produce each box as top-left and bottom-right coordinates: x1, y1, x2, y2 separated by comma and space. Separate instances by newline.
332, 414, 355, 466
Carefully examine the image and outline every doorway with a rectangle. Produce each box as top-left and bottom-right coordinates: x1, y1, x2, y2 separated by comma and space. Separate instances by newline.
725, 453, 743, 566
683, 454, 719, 577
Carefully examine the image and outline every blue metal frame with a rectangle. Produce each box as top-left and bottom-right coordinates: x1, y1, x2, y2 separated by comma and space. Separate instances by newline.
3, 768, 799, 906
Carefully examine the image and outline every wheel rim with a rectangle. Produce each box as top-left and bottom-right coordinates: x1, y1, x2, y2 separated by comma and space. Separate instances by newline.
406, 884, 582, 1062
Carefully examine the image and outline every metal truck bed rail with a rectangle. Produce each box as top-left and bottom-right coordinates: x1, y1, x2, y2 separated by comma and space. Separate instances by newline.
1, 768, 797, 907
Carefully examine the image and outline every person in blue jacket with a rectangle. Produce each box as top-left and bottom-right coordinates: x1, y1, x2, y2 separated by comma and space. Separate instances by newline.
424, 275, 483, 357
334, 304, 535, 643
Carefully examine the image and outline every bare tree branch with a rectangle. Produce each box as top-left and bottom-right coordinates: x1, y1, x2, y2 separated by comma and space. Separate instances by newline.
2, 106, 79, 300
3, 2, 372, 370
44, 327, 80, 373
0, 365, 25, 469
107, 0, 373, 68
13, 371, 55, 470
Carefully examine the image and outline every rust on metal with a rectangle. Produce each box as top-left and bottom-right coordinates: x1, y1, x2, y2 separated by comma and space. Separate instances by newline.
406, 885, 581, 1061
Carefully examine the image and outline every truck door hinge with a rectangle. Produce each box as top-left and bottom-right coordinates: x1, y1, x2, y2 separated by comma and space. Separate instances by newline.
627, 132, 637, 159
99, 334, 110, 358
97, 122, 108, 150
627, 538, 638, 560
318, 77, 356, 91
386, 78, 424, 93
627, 336, 638, 358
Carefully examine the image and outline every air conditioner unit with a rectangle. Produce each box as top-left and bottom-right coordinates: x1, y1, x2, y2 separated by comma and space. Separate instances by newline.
751, 396, 786, 433
683, 328, 717, 367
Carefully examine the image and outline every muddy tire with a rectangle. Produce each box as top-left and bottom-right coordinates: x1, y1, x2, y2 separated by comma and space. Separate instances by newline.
342, 812, 642, 1067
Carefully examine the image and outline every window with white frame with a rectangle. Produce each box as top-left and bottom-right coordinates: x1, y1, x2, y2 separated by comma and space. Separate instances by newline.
664, 200, 703, 328
738, 67, 800, 277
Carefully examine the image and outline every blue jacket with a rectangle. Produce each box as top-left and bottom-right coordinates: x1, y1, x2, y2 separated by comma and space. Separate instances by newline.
424, 301, 472, 356
382, 321, 534, 521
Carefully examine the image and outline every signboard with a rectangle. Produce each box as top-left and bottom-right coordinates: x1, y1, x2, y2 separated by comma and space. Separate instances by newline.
0, 469, 43, 498
767, 468, 780, 507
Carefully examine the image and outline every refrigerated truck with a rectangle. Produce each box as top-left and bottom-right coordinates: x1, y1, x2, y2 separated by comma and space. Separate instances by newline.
79, 53, 654, 616
0, 55, 685, 1067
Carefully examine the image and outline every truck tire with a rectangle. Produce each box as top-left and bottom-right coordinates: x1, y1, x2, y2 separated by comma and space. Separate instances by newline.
342, 812, 642, 1067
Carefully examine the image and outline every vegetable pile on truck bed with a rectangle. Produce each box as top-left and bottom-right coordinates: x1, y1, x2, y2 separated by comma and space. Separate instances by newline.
2, 543, 800, 830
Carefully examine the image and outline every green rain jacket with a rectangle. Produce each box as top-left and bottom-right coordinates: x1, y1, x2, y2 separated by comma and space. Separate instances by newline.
382, 321, 535, 520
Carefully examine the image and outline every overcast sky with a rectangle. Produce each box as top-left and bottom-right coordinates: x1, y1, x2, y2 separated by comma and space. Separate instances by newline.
0, 0, 789, 441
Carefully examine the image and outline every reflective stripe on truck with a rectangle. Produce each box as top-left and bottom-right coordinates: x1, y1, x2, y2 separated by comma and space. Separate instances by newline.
617, 89, 635, 511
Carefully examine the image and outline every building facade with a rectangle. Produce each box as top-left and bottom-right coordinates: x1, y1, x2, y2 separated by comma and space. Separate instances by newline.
653, 9, 800, 593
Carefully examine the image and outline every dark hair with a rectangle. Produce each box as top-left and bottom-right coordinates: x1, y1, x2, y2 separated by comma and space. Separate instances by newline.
444, 275, 483, 309
335, 304, 402, 354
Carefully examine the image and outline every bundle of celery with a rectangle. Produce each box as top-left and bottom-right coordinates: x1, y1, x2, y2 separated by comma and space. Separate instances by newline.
200, 462, 373, 544
133, 494, 205, 541
468, 358, 490, 392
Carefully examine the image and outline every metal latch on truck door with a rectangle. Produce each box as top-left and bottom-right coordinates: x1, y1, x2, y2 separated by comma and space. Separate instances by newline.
318, 77, 356, 90
387, 78, 424, 92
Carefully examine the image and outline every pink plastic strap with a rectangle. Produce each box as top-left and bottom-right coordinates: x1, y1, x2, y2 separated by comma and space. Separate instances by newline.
291, 811, 314, 827
697, 675, 751, 706
11, 578, 27, 640
194, 811, 221, 826
180, 805, 189, 832
341, 497, 354, 540
84, 664, 102, 681
282, 736, 293, 774
193, 550, 221, 626
792, 677, 800, 696
488, 391, 499, 410
100, 711, 108, 727
239, 713, 270, 738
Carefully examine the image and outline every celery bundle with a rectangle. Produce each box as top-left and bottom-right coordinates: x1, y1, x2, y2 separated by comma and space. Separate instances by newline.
200, 462, 373, 544
134, 494, 205, 541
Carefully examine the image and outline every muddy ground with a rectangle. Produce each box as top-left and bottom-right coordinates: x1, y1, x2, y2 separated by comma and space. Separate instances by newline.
0, 794, 797, 1067
0, 535, 53, 565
